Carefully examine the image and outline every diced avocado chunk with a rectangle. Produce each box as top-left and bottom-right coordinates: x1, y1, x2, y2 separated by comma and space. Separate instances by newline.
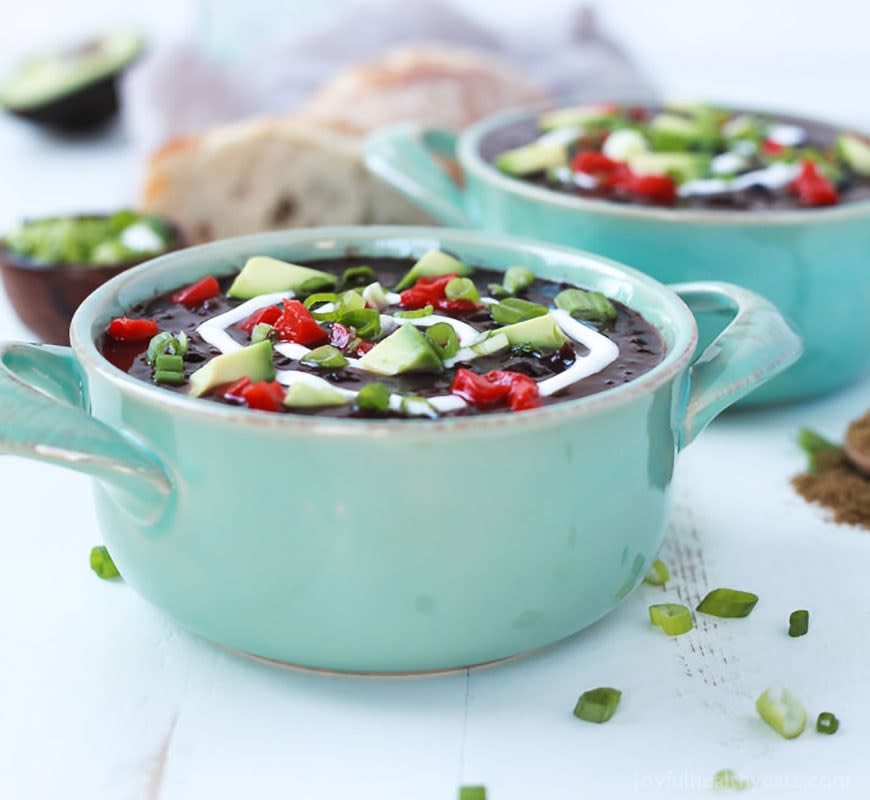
649, 113, 717, 150
188, 340, 276, 397
628, 152, 709, 183
495, 314, 567, 352
283, 382, 350, 408
228, 256, 336, 299
358, 324, 444, 376
837, 134, 870, 176
495, 142, 567, 177
394, 249, 472, 291
538, 104, 618, 131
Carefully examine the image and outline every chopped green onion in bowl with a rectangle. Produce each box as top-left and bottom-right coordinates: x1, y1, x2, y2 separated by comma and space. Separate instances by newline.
696, 588, 758, 618
573, 687, 621, 723
554, 288, 616, 322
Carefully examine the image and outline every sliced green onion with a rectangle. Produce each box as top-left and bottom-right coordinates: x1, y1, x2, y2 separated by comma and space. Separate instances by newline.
471, 332, 510, 357
712, 769, 750, 791
445, 277, 480, 303
90, 545, 120, 580
426, 322, 460, 360
459, 787, 486, 800
395, 305, 434, 319
755, 687, 807, 739
355, 382, 391, 413
797, 427, 842, 474
301, 345, 348, 370
503, 266, 535, 295
155, 354, 184, 373
146, 331, 188, 364
295, 274, 336, 297
304, 292, 340, 320
573, 687, 621, 723
649, 603, 694, 636
555, 288, 617, 322
340, 265, 376, 289
816, 711, 839, 735
489, 297, 548, 325
251, 322, 275, 344
696, 588, 758, 618
788, 609, 809, 637
487, 283, 511, 300
154, 369, 186, 385
643, 558, 669, 586
400, 395, 438, 419
339, 308, 380, 339
362, 281, 389, 311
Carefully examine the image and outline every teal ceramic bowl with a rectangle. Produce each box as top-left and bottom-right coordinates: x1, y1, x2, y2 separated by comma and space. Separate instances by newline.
0, 227, 800, 674
365, 113, 870, 404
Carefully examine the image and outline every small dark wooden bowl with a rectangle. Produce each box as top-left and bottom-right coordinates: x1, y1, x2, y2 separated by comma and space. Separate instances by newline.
0, 216, 185, 345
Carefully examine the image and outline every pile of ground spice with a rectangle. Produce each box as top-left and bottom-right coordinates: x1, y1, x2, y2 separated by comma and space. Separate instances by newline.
792, 411, 870, 530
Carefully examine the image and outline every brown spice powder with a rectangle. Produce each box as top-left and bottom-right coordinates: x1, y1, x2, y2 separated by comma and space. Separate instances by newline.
792, 411, 870, 530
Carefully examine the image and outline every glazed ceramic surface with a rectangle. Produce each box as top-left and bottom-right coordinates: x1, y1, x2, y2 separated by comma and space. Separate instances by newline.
365, 115, 870, 404
0, 227, 800, 673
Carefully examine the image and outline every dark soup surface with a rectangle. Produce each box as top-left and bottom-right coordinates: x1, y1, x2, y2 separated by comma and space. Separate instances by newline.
99, 251, 665, 419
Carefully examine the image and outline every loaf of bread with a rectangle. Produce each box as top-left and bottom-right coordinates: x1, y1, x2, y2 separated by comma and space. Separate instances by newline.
141, 44, 549, 242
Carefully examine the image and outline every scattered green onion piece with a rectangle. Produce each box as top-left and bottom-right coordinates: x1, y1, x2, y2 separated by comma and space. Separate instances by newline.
555, 288, 617, 322
339, 308, 380, 339
643, 558, 669, 586
712, 769, 750, 791
573, 687, 621, 724
301, 345, 349, 370
502, 266, 535, 295
355, 382, 391, 413
445, 277, 480, 303
251, 322, 275, 344
395, 305, 434, 319
154, 369, 186, 385
489, 297, 548, 325
425, 322, 460, 360
340, 265, 376, 289
471, 332, 510, 357
487, 283, 511, 300
362, 281, 389, 311
788, 609, 809, 637
146, 331, 188, 364
459, 787, 486, 800
295, 275, 336, 297
176, 331, 189, 355
797, 427, 842, 474
90, 545, 120, 580
755, 687, 807, 739
649, 603, 694, 636
400, 395, 438, 419
304, 292, 341, 320
154, 354, 184, 373
816, 712, 839, 735
696, 588, 758, 618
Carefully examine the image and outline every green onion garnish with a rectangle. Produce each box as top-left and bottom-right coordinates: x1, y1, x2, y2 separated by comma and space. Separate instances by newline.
146, 330, 188, 364
459, 787, 486, 800
395, 305, 434, 319
301, 345, 349, 370
340, 265, 376, 289
153, 369, 186, 385
304, 292, 341, 320
355, 382, 391, 413
788, 609, 809, 637
251, 322, 275, 344
816, 711, 839, 735
400, 396, 438, 419
503, 266, 535, 295
649, 603, 693, 636
643, 558, 669, 586
339, 308, 380, 339
712, 769, 750, 791
554, 288, 617, 321
487, 283, 511, 299
295, 274, 337, 297
445, 277, 480, 304
573, 687, 621, 723
696, 588, 758, 618
756, 687, 807, 739
489, 298, 548, 325
90, 545, 120, 580
155, 353, 184, 373
470, 332, 510, 357
797, 428, 842, 474
426, 322, 460, 360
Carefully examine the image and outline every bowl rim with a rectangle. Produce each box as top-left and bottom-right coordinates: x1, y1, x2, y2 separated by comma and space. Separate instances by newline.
70, 226, 698, 437
458, 104, 870, 226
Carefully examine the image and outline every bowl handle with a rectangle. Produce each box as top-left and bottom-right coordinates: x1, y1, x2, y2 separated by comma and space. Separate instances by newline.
364, 124, 471, 226
671, 282, 803, 448
0, 341, 173, 518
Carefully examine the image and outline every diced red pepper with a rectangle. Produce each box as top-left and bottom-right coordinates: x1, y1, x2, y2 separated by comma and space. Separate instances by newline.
449, 368, 541, 412
170, 276, 221, 306
571, 151, 620, 176
223, 377, 252, 403
789, 161, 839, 206
239, 305, 282, 333
400, 274, 482, 314
619, 173, 677, 205
354, 340, 375, 355
272, 299, 327, 346
239, 380, 286, 412
627, 106, 648, 122
106, 317, 159, 342
761, 138, 785, 156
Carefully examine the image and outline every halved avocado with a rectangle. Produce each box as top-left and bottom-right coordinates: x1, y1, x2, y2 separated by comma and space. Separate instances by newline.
0, 31, 144, 131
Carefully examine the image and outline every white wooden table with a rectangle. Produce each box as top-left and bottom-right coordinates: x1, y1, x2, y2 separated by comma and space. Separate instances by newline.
1, 102, 869, 800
